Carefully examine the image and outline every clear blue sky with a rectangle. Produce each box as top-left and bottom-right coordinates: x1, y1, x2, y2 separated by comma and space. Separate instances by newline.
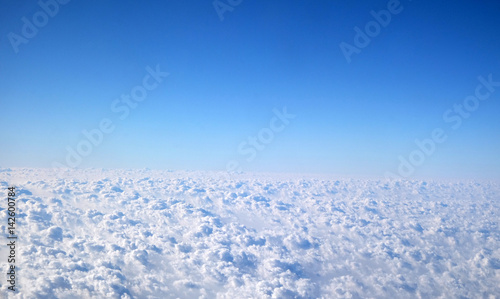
1, 0, 499, 179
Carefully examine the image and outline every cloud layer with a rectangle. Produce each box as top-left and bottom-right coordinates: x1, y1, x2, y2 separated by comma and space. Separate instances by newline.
1, 168, 499, 298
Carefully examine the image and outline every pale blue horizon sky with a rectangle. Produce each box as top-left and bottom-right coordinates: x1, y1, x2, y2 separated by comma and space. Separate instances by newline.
1, 0, 500, 179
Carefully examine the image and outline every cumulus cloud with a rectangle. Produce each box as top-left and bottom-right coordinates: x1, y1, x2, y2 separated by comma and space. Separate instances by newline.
1, 168, 499, 298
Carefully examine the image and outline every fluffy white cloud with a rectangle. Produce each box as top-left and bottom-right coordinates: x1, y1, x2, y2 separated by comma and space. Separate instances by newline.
0, 168, 499, 298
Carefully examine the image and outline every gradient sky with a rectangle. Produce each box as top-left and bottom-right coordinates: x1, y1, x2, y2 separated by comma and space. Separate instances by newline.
1, 0, 500, 179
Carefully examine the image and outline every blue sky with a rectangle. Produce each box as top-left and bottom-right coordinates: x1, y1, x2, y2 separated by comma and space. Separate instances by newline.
1, 0, 499, 179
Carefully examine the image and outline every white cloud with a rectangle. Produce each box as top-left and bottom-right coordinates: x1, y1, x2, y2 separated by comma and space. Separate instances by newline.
1, 168, 499, 298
